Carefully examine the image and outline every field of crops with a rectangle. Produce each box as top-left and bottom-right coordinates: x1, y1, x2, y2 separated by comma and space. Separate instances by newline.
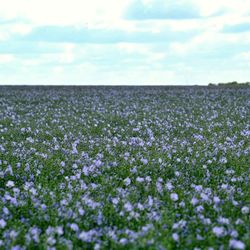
0, 86, 249, 249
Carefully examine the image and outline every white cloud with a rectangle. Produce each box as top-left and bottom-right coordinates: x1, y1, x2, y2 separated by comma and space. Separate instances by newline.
59, 44, 75, 64
235, 51, 250, 61
0, 0, 132, 27
0, 32, 8, 41
11, 24, 33, 35
118, 43, 150, 54
194, 0, 250, 17
169, 29, 250, 56
53, 66, 64, 74
0, 54, 14, 63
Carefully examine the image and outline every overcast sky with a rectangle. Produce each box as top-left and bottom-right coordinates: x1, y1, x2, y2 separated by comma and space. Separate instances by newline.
0, 0, 250, 85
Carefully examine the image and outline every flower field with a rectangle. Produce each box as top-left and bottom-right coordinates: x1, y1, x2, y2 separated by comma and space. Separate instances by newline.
0, 86, 249, 249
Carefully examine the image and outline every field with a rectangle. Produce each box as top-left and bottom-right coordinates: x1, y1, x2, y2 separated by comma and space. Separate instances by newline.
0, 86, 249, 249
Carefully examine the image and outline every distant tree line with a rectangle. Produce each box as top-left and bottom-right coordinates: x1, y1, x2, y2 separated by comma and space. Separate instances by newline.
208, 81, 250, 87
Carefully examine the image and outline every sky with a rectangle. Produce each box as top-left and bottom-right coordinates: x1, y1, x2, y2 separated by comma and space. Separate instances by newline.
0, 0, 250, 85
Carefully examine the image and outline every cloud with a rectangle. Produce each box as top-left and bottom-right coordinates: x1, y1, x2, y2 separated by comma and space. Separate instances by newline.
0, 17, 33, 42
0, 0, 131, 27
0, 18, 16, 25
169, 30, 250, 59
19, 25, 195, 44
0, 41, 62, 54
239, 51, 250, 60
0, 54, 14, 63
125, 0, 201, 20
223, 22, 250, 33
